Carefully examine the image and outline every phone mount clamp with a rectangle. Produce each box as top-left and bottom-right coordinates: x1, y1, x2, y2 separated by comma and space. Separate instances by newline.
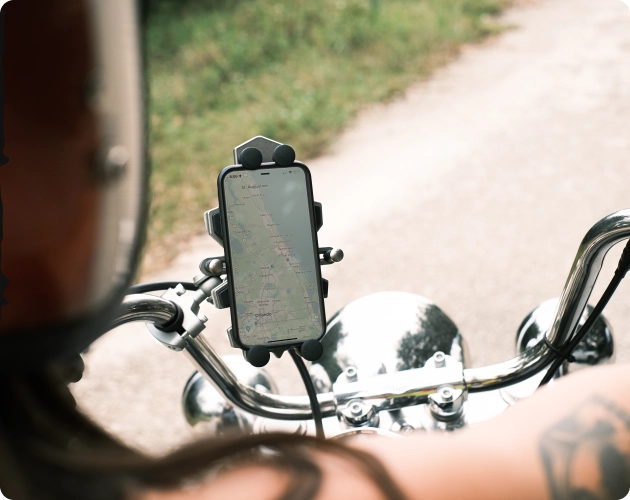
200, 136, 343, 367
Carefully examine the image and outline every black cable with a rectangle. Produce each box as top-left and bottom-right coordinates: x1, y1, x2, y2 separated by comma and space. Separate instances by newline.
289, 349, 324, 439
539, 274, 622, 385
126, 281, 198, 294
539, 239, 630, 386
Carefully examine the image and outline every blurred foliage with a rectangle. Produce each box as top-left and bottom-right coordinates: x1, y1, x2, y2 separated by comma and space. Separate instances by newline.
143, 0, 508, 272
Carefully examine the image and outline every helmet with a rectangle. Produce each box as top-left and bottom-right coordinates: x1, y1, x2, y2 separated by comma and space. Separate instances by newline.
0, 0, 147, 370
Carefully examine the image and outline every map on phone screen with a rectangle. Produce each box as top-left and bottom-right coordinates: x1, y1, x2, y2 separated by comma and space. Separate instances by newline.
222, 166, 323, 345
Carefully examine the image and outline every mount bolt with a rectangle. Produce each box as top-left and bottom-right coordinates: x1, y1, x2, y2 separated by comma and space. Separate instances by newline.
208, 259, 224, 275
350, 402, 364, 416
345, 366, 358, 382
341, 399, 378, 427
434, 351, 446, 368
329, 248, 344, 263
440, 387, 453, 402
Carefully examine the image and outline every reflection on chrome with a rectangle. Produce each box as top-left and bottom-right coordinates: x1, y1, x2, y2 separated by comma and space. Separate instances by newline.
182, 356, 278, 435
110, 294, 178, 329
515, 298, 614, 370
314, 292, 469, 385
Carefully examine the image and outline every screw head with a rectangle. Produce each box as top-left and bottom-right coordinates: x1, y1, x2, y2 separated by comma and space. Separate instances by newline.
440, 387, 453, 401
434, 351, 446, 367
429, 385, 466, 422
345, 366, 358, 381
350, 402, 363, 416
341, 399, 377, 427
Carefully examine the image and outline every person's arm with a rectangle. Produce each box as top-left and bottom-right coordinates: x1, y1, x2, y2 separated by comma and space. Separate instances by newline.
352, 363, 630, 500
141, 363, 630, 500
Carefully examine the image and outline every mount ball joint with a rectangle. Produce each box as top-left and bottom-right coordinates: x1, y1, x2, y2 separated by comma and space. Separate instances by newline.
299, 339, 323, 362
246, 345, 270, 367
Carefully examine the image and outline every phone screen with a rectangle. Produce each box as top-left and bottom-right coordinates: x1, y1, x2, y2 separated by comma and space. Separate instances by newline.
222, 166, 324, 346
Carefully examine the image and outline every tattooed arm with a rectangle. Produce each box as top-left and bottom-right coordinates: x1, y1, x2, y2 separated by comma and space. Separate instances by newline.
348, 363, 630, 500
539, 395, 630, 500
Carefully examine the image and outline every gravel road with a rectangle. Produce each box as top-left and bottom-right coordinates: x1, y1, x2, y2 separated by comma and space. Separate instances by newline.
72, 0, 630, 455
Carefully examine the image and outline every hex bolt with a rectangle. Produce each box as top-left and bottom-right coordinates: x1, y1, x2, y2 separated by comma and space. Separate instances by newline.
341, 399, 377, 427
345, 366, 358, 382
440, 387, 453, 402
175, 284, 186, 296
434, 351, 446, 368
429, 385, 466, 423
350, 402, 364, 416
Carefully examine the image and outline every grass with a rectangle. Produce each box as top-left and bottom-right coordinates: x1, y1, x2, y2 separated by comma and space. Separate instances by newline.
143, 0, 509, 273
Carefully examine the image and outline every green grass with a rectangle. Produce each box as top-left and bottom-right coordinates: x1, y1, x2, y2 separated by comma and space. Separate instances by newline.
143, 0, 508, 272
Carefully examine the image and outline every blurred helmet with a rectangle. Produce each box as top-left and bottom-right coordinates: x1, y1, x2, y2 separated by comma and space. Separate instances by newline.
0, 0, 147, 370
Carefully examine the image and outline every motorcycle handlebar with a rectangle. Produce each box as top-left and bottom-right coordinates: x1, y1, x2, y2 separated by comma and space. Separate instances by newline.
112, 294, 179, 329
184, 334, 337, 420
465, 209, 630, 391
114, 209, 630, 420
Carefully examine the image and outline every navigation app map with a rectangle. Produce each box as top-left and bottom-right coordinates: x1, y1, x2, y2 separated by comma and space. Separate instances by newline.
223, 167, 323, 346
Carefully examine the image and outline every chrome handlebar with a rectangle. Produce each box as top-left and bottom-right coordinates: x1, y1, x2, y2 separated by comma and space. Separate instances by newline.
184, 334, 336, 420
464, 209, 630, 391
112, 294, 179, 329
114, 209, 630, 420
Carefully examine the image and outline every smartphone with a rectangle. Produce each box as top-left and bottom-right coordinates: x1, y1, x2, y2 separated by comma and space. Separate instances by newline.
217, 162, 326, 350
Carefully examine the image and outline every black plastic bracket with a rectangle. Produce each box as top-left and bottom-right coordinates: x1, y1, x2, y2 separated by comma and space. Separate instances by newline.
233, 136, 281, 164
313, 202, 323, 232
322, 278, 329, 299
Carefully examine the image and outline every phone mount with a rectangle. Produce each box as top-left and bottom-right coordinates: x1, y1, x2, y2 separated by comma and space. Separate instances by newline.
200, 136, 342, 367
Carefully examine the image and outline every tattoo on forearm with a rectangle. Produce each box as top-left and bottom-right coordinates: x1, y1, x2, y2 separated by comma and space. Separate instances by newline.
540, 395, 630, 500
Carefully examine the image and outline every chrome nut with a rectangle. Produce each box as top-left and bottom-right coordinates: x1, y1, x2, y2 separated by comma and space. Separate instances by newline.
429, 385, 466, 422
340, 399, 378, 427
